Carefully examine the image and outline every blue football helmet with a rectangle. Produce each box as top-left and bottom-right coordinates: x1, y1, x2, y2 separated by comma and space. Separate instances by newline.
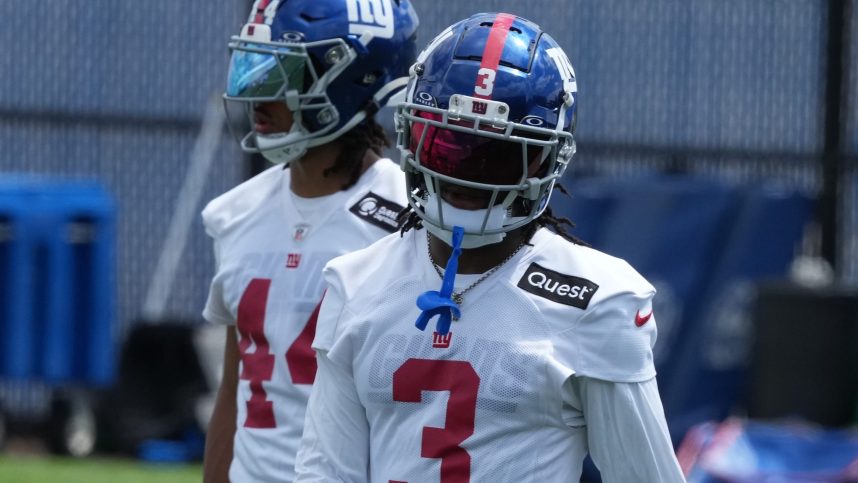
395, 12, 577, 248
225, 0, 419, 164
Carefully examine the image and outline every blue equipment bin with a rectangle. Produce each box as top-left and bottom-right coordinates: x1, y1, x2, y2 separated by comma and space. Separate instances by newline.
0, 182, 39, 379
0, 177, 117, 387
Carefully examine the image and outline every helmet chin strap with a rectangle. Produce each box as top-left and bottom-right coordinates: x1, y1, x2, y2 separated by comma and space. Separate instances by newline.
425, 223, 505, 249
257, 133, 308, 164
256, 110, 361, 165
422, 192, 514, 249
256, 108, 309, 164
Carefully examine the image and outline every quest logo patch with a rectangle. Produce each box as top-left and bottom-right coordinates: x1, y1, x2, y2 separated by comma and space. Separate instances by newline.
517, 262, 599, 309
349, 192, 403, 233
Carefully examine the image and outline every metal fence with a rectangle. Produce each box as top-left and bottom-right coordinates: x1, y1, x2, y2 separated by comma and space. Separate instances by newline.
0, 0, 854, 335
412, 0, 856, 278
0, 1, 248, 336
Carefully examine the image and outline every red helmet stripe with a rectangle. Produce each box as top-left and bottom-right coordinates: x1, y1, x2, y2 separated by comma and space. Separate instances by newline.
474, 13, 516, 100
253, 0, 275, 24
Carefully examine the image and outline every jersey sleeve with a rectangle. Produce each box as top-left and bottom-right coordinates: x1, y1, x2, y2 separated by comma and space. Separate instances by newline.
553, 289, 658, 383
295, 343, 370, 482
201, 228, 234, 325
312, 255, 363, 368
312, 235, 399, 363
198, 166, 281, 326
200, 164, 280, 238
298, 253, 373, 482
311, 272, 346, 354
202, 279, 234, 325
564, 376, 685, 482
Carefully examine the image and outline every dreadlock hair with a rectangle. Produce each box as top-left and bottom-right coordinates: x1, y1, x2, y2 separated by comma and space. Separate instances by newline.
323, 114, 391, 191
397, 183, 589, 246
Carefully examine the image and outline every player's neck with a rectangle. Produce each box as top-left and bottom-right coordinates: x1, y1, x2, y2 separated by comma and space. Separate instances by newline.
429, 227, 530, 274
289, 145, 379, 198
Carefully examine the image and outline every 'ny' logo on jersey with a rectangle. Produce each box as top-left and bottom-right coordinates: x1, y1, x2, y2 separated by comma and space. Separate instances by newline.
346, 0, 394, 39
432, 331, 453, 349
286, 253, 301, 269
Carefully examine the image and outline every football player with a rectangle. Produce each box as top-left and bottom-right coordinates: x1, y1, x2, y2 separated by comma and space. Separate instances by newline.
295, 12, 686, 482
201, 1, 419, 482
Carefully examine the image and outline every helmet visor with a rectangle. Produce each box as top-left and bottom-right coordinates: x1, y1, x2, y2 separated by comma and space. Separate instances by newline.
226, 44, 306, 99
409, 112, 544, 186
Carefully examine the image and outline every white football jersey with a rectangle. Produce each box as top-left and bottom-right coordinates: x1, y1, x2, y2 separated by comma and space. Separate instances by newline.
202, 160, 406, 483
296, 227, 685, 482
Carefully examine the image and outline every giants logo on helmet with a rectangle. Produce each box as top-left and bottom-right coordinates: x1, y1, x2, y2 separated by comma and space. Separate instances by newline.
346, 0, 395, 40
546, 47, 577, 100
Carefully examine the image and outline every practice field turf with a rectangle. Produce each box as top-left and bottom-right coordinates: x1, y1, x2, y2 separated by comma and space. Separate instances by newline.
0, 455, 202, 483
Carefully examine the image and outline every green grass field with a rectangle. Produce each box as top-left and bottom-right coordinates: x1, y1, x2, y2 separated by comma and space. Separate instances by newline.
0, 455, 202, 483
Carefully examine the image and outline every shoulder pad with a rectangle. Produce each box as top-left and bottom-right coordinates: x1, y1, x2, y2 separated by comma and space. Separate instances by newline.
201, 165, 282, 238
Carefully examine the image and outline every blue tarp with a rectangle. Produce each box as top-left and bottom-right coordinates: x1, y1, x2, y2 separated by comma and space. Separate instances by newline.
550, 176, 813, 481
678, 419, 858, 482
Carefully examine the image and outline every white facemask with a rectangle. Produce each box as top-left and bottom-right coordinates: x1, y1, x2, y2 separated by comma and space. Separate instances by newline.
422, 192, 509, 249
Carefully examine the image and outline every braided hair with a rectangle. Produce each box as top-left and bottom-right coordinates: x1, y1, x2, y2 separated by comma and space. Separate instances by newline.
323, 116, 391, 191
397, 183, 588, 246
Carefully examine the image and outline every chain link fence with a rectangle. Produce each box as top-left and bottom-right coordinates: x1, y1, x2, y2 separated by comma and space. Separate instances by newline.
0, 1, 247, 337
0, 0, 854, 333
414, 0, 855, 278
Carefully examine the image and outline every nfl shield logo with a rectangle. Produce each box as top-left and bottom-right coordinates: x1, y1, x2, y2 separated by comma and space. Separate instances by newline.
293, 223, 311, 242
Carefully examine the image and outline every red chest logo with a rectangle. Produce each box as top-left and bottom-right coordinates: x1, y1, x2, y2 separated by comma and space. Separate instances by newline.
635, 309, 653, 327
286, 253, 301, 269
432, 331, 453, 349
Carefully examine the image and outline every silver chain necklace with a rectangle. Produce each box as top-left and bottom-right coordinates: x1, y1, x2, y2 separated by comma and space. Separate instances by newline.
427, 234, 526, 307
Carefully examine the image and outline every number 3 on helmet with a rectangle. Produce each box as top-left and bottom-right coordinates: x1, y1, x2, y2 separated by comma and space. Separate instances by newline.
224, 0, 420, 164
396, 12, 578, 249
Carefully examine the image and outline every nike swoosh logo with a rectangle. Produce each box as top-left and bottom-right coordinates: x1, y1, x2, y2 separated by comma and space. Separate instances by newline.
635, 309, 653, 327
